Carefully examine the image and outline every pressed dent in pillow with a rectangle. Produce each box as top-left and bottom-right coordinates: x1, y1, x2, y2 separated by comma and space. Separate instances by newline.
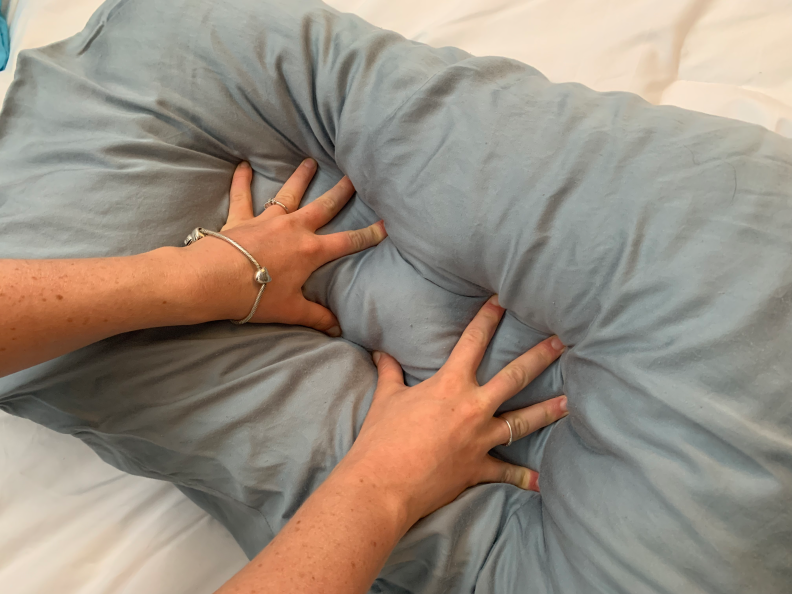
0, 1, 791, 593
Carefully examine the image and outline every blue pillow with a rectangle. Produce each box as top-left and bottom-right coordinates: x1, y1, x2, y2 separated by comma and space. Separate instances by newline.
0, 13, 9, 71
1, 1, 791, 593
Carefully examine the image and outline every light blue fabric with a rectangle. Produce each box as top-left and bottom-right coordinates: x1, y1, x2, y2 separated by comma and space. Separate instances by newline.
0, 13, 9, 71
0, 1, 791, 593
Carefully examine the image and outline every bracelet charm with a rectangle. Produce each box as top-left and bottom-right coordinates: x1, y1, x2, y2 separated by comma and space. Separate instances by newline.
184, 227, 270, 325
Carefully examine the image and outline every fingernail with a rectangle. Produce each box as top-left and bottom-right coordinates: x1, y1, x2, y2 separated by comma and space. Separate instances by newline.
560, 396, 568, 413
488, 295, 500, 307
303, 158, 316, 170
376, 220, 388, 240
239, 161, 251, 169
327, 325, 341, 337
372, 351, 382, 364
550, 336, 564, 351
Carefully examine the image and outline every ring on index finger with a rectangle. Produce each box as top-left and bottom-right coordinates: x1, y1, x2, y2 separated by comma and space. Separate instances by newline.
500, 417, 514, 447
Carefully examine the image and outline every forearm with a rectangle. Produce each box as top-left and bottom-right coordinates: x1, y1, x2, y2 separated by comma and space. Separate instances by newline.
0, 247, 224, 377
216, 462, 411, 594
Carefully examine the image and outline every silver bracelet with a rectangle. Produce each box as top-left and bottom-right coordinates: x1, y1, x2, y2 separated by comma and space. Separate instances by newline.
184, 227, 271, 325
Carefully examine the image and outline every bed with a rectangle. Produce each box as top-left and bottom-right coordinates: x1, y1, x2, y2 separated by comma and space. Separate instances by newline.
1, 1, 790, 593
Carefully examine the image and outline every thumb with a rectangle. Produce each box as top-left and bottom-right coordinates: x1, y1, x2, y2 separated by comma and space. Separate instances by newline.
371, 351, 406, 391
294, 298, 341, 337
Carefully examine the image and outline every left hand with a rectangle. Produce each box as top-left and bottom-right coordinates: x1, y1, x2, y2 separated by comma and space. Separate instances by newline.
184, 160, 386, 334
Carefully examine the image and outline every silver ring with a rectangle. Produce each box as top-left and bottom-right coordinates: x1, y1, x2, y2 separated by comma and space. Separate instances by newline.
500, 417, 514, 447
264, 199, 290, 214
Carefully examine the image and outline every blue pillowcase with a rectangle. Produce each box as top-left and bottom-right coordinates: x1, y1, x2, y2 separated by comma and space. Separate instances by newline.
1, 1, 792, 593
0, 13, 9, 71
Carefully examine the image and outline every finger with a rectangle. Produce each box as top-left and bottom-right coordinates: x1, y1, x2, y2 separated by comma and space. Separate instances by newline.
443, 296, 505, 379
488, 395, 568, 448
371, 351, 406, 392
295, 176, 356, 231
259, 158, 317, 219
317, 221, 387, 265
292, 297, 341, 337
482, 336, 565, 406
224, 162, 254, 228
480, 456, 540, 492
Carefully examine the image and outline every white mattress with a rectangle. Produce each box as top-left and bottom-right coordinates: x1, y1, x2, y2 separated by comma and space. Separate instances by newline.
2, 1, 791, 592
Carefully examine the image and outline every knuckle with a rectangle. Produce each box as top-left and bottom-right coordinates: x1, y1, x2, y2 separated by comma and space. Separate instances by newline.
316, 312, 334, 329
269, 217, 288, 231
277, 190, 298, 205
544, 405, 555, 425
438, 372, 465, 394
320, 195, 338, 214
459, 400, 482, 422
302, 237, 323, 258
269, 216, 295, 236
348, 230, 367, 251
503, 364, 528, 388
363, 225, 379, 245
462, 327, 487, 347
511, 415, 531, 438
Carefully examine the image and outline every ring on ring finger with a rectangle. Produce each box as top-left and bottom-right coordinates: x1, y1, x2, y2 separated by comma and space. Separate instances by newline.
264, 199, 290, 214
500, 416, 514, 447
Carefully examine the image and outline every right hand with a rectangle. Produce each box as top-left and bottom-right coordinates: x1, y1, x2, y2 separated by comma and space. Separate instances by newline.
337, 296, 569, 527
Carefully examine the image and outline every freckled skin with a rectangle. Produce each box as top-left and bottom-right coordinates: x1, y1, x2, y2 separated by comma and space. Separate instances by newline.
0, 161, 385, 379
215, 302, 567, 594
0, 163, 576, 594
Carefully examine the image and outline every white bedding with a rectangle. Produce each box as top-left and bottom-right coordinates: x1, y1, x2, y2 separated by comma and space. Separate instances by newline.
2, 0, 790, 592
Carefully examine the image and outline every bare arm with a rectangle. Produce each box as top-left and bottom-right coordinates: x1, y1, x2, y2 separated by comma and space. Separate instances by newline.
0, 160, 386, 377
221, 465, 409, 593
1, 249, 213, 375
1, 160, 568, 593
216, 299, 568, 594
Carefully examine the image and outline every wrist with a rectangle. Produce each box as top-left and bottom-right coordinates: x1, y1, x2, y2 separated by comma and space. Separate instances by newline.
329, 456, 416, 538
165, 237, 255, 323
142, 245, 240, 326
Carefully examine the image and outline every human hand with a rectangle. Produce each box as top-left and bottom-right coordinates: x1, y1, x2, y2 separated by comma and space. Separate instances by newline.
336, 296, 568, 528
213, 297, 567, 594
184, 160, 386, 334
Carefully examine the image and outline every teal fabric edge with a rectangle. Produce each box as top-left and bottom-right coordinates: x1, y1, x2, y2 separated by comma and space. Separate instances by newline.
0, 13, 8, 71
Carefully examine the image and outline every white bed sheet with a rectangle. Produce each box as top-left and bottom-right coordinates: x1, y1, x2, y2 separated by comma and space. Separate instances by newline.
0, 414, 246, 594
1, 0, 790, 592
